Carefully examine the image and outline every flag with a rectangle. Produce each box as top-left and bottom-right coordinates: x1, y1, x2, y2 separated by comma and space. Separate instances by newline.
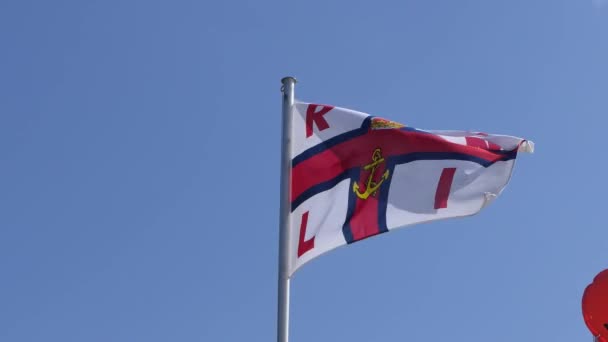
288, 102, 533, 275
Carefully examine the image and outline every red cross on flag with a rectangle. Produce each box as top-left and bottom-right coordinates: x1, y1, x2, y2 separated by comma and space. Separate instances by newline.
288, 102, 533, 275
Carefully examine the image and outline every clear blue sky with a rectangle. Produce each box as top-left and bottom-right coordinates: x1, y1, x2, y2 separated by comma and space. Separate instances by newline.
1, 0, 607, 341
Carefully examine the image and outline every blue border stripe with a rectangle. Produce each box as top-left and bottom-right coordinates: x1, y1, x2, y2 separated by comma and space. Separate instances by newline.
291, 169, 355, 212
376, 162, 394, 235
293, 119, 516, 167
292, 117, 372, 167
390, 151, 517, 167
399, 126, 429, 134
341, 169, 360, 244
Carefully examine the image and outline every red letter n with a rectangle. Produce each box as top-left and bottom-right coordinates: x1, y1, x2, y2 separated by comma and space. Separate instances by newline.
297, 212, 315, 257
306, 104, 333, 138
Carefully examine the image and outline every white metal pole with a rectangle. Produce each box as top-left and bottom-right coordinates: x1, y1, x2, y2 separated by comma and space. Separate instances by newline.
277, 76, 296, 342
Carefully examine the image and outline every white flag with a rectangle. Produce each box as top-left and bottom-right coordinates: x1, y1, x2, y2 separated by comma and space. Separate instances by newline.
288, 102, 533, 275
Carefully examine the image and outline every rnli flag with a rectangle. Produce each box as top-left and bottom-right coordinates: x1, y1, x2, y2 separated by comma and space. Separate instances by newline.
288, 102, 533, 275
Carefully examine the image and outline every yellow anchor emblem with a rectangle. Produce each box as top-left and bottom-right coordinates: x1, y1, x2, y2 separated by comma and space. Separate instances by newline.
353, 148, 390, 200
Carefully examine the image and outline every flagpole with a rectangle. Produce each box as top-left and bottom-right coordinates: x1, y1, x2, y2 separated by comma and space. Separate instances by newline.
278, 76, 296, 342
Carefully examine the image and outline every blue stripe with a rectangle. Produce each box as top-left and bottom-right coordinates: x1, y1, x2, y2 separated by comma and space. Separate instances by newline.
376, 162, 394, 235
291, 170, 354, 212
292, 117, 372, 167
399, 126, 429, 134
341, 169, 360, 244
390, 151, 517, 167
293, 119, 516, 167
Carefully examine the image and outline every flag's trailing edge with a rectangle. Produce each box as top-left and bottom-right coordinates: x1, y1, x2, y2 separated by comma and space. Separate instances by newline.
288, 102, 533, 276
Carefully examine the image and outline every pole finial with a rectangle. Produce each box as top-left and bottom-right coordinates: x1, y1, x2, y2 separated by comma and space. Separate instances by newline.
281, 76, 297, 85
